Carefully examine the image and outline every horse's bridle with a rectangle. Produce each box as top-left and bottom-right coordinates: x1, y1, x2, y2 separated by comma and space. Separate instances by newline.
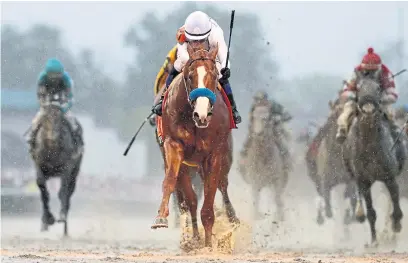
183, 54, 217, 108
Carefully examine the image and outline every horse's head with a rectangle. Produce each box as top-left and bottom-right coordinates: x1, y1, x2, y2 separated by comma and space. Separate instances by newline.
355, 69, 382, 117
252, 103, 273, 137
184, 43, 219, 128
40, 97, 64, 149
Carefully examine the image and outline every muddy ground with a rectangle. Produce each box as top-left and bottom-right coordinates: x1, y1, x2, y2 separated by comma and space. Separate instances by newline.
2, 148, 408, 262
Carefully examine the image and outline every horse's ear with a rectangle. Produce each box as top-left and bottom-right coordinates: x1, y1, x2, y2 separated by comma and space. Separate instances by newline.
187, 43, 194, 58
209, 43, 218, 60
355, 70, 363, 80
328, 100, 334, 109
374, 68, 382, 80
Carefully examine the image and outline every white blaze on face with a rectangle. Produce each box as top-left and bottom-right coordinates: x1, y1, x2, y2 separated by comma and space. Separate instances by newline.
194, 66, 210, 120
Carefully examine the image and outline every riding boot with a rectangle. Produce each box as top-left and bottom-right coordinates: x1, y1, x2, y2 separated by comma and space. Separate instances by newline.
389, 119, 406, 171
219, 78, 241, 124
152, 67, 180, 116
227, 93, 242, 124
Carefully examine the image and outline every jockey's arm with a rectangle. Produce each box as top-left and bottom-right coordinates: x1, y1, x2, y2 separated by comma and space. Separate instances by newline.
340, 71, 358, 103
210, 25, 231, 69
380, 69, 398, 105
36, 71, 48, 104
62, 72, 74, 112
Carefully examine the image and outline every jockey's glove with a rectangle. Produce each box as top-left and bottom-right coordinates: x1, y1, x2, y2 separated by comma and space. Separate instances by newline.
152, 103, 163, 116
148, 114, 156, 127
220, 68, 231, 80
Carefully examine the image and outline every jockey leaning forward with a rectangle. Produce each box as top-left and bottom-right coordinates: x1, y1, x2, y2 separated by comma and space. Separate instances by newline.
151, 11, 242, 126
335, 47, 400, 144
26, 58, 83, 155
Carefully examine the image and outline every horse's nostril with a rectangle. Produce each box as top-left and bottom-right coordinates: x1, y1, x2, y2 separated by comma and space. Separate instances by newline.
193, 112, 199, 119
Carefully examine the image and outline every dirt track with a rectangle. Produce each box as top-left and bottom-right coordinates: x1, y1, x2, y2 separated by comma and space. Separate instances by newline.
2, 152, 408, 262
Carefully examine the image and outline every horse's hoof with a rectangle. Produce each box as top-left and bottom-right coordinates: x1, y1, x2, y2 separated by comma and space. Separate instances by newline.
325, 209, 333, 218
151, 217, 168, 229
41, 223, 49, 232
42, 212, 55, 226
392, 221, 402, 233
316, 214, 324, 225
356, 214, 366, 223
365, 240, 379, 249
57, 212, 67, 223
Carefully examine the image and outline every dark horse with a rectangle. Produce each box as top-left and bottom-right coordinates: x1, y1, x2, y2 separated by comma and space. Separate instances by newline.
306, 97, 359, 226
342, 70, 406, 245
151, 44, 240, 248
30, 92, 83, 236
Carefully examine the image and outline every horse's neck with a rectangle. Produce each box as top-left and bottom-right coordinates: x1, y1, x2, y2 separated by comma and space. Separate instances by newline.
357, 114, 382, 144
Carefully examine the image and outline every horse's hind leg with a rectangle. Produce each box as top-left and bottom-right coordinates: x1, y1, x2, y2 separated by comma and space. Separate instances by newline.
273, 179, 286, 222
384, 178, 403, 233
218, 173, 240, 225
37, 168, 55, 231
179, 166, 200, 241
58, 156, 82, 236
343, 181, 358, 225
172, 191, 181, 228
358, 180, 377, 245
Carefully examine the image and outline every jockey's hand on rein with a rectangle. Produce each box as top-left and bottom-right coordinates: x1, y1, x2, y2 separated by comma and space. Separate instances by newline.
220, 68, 231, 80
148, 115, 156, 127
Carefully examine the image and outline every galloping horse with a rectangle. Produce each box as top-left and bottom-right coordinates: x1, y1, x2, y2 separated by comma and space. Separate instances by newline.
31, 91, 83, 236
342, 71, 406, 245
238, 101, 287, 221
151, 44, 240, 248
305, 97, 358, 226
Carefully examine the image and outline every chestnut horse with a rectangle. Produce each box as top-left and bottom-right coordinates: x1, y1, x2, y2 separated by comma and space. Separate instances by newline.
151, 44, 240, 247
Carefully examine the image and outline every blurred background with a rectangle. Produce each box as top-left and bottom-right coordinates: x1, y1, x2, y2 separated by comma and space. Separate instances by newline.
1, 1, 407, 216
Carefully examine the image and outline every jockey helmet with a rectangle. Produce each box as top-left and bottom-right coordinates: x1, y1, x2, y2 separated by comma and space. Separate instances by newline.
184, 11, 212, 41
360, 47, 381, 71
176, 26, 186, 44
254, 90, 268, 101
45, 58, 64, 74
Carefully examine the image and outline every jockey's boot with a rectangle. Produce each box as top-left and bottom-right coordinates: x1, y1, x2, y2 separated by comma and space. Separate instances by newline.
227, 93, 242, 125
389, 119, 406, 171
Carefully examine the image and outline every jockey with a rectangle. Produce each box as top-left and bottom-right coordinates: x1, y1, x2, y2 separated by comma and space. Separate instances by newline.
151, 11, 242, 125
241, 90, 292, 170
153, 44, 178, 97
336, 47, 399, 143
26, 58, 83, 154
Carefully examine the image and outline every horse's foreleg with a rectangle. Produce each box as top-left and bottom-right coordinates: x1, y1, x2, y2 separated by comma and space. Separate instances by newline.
152, 139, 183, 229
201, 158, 222, 248
274, 180, 286, 222
385, 178, 403, 233
179, 166, 200, 240
358, 180, 377, 244
323, 181, 333, 219
37, 169, 54, 231
251, 186, 261, 220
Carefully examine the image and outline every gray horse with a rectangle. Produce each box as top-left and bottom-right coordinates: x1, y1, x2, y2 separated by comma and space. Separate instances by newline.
238, 102, 287, 221
306, 98, 359, 226
31, 94, 83, 236
394, 109, 408, 200
342, 71, 406, 245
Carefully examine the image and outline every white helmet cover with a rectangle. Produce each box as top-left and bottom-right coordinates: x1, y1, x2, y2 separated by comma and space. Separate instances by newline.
184, 11, 212, 41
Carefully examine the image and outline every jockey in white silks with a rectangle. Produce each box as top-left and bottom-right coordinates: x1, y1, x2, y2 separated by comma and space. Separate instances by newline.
151, 11, 242, 125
